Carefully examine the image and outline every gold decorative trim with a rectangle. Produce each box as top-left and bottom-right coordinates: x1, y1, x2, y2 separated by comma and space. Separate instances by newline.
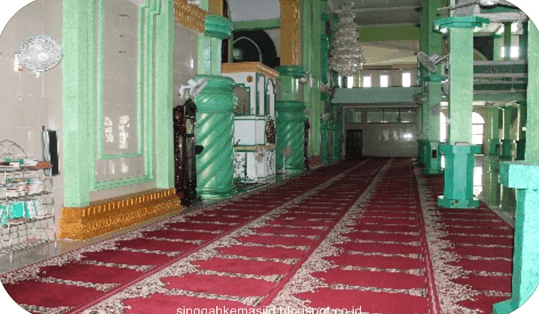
174, 0, 207, 33
58, 189, 182, 241
235, 144, 276, 152
222, 62, 280, 80
280, 0, 301, 66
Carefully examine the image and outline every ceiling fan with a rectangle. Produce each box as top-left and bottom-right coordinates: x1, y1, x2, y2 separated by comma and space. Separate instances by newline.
179, 78, 208, 100
416, 52, 449, 73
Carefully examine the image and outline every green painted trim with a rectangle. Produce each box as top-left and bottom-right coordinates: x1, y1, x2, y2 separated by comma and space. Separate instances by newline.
526, 21, 539, 163
233, 18, 280, 31
358, 25, 420, 42
96, 0, 105, 159
93, 0, 167, 191
100, 153, 144, 160
205, 14, 233, 40
333, 87, 423, 104
434, 16, 490, 30
422, 74, 446, 82
95, 175, 154, 191
96, 0, 144, 160
154, 0, 175, 189
87, 0, 98, 191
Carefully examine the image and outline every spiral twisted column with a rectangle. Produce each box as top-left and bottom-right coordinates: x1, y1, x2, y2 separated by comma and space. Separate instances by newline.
194, 75, 236, 199
275, 100, 306, 174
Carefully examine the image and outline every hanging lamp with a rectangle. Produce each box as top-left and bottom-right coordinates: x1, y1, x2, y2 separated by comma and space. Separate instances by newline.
328, 1, 366, 77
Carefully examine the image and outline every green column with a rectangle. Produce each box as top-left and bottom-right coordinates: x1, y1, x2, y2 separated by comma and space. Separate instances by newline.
419, 0, 443, 171
501, 107, 514, 159
155, 0, 174, 189
331, 122, 342, 163
194, 75, 236, 199
310, 0, 323, 159
62, 0, 95, 207
193, 15, 234, 199
493, 21, 539, 314
332, 103, 343, 163
275, 100, 306, 174
321, 120, 329, 165
302, 0, 312, 158
423, 76, 444, 175
434, 16, 489, 209
484, 107, 501, 156
517, 102, 526, 160
275, 66, 307, 173
493, 34, 503, 61
504, 22, 512, 61
482, 156, 501, 208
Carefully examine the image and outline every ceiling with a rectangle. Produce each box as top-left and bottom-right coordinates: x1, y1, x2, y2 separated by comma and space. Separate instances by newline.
227, 0, 529, 67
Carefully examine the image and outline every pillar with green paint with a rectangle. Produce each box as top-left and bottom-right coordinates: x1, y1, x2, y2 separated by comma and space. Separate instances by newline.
419, 0, 443, 174
484, 106, 501, 156
501, 107, 514, 159
493, 21, 539, 314
434, 16, 489, 209
194, 15, 235, 199
516, 102, 526, 160
331, 122, 342, 163
423, 75, 445, 175
321, 119, 329, 165
195, 75, 236, 199
275, 66, 307, 173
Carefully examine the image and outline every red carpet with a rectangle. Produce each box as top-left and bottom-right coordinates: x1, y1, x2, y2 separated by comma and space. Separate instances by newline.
0, 158, 514, 314
418, 168, 514, 314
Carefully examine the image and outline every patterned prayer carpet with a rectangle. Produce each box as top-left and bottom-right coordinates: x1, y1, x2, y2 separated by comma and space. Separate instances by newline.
0, 158, 513, 314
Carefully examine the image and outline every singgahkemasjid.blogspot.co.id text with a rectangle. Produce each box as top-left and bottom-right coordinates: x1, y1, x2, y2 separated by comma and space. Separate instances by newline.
176, 306, 363, 314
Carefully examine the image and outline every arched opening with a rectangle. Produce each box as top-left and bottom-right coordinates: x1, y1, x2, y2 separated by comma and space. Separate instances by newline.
232, 30, 279, 68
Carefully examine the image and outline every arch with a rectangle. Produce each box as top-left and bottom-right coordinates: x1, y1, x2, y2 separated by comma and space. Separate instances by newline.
232, 30, 279, 68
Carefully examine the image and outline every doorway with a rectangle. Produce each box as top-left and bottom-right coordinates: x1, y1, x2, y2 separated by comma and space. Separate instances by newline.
346, 130, 363, 159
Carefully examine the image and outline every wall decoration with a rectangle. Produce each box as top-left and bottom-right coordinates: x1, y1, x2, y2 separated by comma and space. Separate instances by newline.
15, 35, 62, 77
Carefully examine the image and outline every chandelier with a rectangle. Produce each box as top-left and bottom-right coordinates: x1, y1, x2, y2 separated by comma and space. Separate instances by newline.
328, 1, 366, 77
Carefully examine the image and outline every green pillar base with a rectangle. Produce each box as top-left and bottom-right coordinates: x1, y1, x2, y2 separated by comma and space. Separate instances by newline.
437, 195, 480, 208
417, 139, 428, 166
501, 139, 513, 159
437, 144, 481, 209
492, 299, 513, 314
494, 161, 539, 313
424, 141, 443, 175
488, 138, 500, 156
197, 186, 237, 200
516, 139, 526, 160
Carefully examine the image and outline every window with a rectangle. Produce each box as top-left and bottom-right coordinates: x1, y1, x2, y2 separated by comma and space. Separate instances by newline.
347, 76, 354, 88
338, 76, 343, 87
402, 72, 411, 87
380, 75, 389, 87
345, 108, 362, 123
362, 76, 371, 88
472, 112, 485, 145
367, 108, 416, 123
500, 46, 520, 59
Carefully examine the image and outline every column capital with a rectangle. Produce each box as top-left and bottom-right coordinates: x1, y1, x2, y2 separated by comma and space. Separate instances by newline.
434, 16, 489, 30
276, 65, 307, 78
204, 15, 233, 39
500, 161, 539, 190
421, 74, 446, 82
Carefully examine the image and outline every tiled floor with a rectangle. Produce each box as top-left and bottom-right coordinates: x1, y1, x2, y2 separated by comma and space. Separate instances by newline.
0, 158, 516, 274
